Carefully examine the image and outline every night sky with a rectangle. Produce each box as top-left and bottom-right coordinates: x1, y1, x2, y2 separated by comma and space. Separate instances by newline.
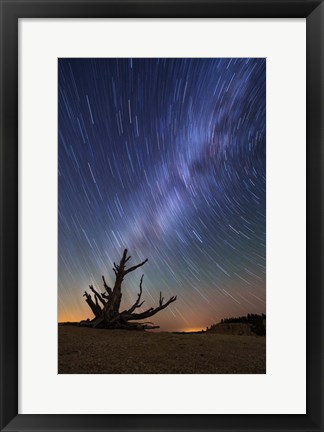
58, 58, 266, 331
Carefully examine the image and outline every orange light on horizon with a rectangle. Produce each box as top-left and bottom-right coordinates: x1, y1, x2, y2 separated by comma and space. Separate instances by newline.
179, 327, 205, 332
58, 310, 87, 323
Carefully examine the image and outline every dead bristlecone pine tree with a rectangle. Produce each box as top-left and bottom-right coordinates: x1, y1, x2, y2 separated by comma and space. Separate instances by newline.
80, 249, 177, 330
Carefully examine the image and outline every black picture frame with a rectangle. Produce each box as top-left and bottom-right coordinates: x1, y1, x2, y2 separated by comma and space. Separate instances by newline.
1, 1, 323, 431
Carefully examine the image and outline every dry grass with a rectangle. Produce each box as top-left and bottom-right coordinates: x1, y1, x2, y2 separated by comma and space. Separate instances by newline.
58, 325, 266, 374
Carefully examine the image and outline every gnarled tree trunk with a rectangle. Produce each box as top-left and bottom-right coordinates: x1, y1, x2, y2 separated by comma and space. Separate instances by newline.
80, 249, 177, 330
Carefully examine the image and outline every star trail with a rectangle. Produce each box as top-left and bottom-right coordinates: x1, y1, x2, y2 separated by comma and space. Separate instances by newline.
58, 58, 266, 331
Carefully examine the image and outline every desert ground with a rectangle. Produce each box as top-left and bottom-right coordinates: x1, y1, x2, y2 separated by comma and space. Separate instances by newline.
58, 325, 266, 374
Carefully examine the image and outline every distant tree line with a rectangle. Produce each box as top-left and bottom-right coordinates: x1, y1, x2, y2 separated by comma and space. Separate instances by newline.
208, 313, 266, 336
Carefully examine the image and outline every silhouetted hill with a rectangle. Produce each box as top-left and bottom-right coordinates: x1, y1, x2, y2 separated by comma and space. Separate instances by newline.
207, 313, 266, 336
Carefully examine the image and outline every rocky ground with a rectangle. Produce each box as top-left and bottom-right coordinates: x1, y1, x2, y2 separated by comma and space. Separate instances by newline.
58, 325, 266, 374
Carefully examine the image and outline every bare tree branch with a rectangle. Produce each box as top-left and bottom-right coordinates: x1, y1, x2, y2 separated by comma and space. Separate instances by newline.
89, 285, 106, 307
102, 276, 112, 295
123, 295, 177, 321
124, 258, 148, 275
125, 275, 145, 314
83, 291, 102, 318
159, 292, 164, 306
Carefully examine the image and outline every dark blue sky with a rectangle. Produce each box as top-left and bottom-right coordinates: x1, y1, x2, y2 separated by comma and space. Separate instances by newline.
58, 58, 266, 331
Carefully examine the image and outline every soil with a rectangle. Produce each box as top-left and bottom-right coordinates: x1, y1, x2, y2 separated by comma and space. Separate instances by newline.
58, 325, 266, 374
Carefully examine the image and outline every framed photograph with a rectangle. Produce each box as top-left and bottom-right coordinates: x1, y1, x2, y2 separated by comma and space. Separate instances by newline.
0, 0, 323, 431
